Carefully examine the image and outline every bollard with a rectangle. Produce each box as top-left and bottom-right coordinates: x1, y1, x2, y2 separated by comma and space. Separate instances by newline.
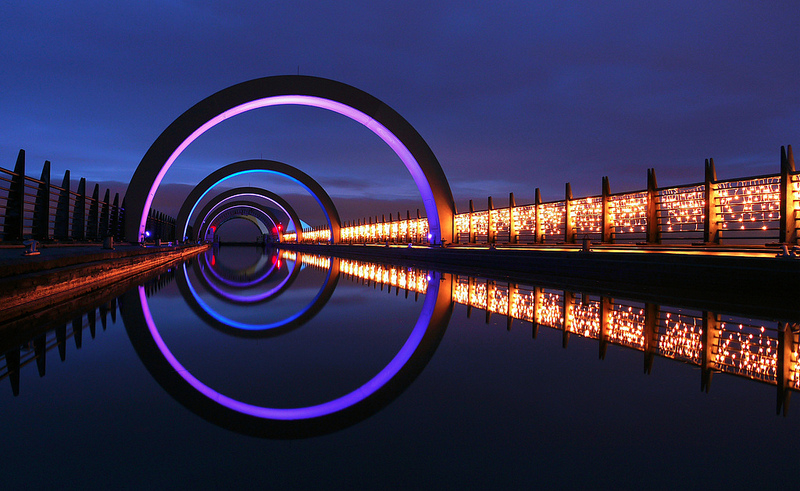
581, 235, 592, 252
23, 239, 41, 256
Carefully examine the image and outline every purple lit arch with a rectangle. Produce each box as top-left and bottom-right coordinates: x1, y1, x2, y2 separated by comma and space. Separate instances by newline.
192, 187, 303, 243
124, 76, 456, 245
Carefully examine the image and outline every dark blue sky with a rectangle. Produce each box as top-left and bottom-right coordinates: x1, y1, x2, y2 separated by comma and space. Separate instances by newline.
2, 2, 798, 218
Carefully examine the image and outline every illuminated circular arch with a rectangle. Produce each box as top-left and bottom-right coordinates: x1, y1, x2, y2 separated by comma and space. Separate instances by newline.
203, 203, 281, 242
122, 265, 454, 438
124, 75, 456, 245
173, 159, 340, 243
192, 187, 303, 242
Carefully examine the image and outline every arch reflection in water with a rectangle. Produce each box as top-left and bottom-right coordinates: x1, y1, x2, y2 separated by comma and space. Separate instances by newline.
200, 246, 277, 289
175, 249, 336, 336
177, 252, 339, 337
121, 252, 454, 438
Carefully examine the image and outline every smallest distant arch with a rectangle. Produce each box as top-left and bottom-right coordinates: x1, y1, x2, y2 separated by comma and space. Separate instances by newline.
192, 187, 304, 243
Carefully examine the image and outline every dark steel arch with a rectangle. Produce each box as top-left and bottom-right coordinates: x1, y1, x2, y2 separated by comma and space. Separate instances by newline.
192, 187, 303, 242
173, 160, 340, 243
124, 75, 455, 244
203, 203, 281, 241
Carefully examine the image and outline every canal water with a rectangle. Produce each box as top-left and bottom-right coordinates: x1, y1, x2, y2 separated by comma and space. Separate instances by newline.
2, 246, 799, 489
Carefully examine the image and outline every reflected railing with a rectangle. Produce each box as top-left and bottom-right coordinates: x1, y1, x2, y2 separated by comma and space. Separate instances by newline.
284, 249, 800, 414
0, 268, 174, 396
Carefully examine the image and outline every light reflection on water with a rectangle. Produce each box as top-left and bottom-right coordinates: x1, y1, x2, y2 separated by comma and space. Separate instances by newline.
1, 245, 799, 488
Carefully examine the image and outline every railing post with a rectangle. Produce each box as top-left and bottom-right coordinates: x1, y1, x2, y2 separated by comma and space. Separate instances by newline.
532, 286, 541, 338
485, 279, 494, 323
467, 276, 475, 318
33, 160, 51, 240
406, 210, 411, 243
119, 197, 126, 243
776, 322, 796, 416
703, 159, 719, 244
4, 149, 26, 241
468, 200, 475, 244
643, 302, 659, 374
780, 145, 797, 244
110, 193, 120, 241
601, 176, 613, 244
87, 183, 99, 240
700, 311, 719, 393
507, 282, 517, 330
534, 188, 543, 244
646, 168, 660, 244
54, 171, 71, 240
416, 209, 421, 244
562, 290, 574, 348
100, 189, 110, 238
398, 212, 403, 243
72, 178, 86, 240
487, 196, 495, 245
508, 192, 517, 244
599, 296, 610, 360
565, 182, 574, 243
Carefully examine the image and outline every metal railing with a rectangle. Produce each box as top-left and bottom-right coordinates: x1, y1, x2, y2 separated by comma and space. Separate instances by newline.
285, 145, 798, 247
0, 149, 175, 242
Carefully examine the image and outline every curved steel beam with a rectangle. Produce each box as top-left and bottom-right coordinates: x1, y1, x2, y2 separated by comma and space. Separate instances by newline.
192, 187, 302, 242
124, 75, 455, 245
203, 203, 280, 241
173, 160, 339, 243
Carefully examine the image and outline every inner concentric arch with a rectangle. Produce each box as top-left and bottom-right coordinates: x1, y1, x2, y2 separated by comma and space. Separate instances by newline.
124, 75, 456, 245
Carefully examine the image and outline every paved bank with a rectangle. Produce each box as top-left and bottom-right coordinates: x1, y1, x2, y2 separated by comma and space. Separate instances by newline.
0, 243, 209, 324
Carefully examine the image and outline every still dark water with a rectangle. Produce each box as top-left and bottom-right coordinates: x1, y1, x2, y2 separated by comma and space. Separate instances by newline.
2, 246, 799, 489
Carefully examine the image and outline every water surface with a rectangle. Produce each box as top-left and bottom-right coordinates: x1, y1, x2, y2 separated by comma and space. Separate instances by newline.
2, 246, 798, 489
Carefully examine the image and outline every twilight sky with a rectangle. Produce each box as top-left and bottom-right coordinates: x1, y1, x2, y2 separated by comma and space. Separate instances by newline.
2, 1, 798, 223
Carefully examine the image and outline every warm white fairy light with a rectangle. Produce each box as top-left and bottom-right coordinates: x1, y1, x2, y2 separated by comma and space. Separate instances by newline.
338, 258, 429, 293
658, 185, 705, 234
609, 192, 648, 237
540, 202, 566, 239
571, 197, 604, 235
714, 319, 779, 382
571, 296, 601, 338
607, 303, 646, 348
657, 310, 703, 363
536, 290, 564, 328
715, 178, 780, 234
454, 214, 470, 237
515, 205, 537, 236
